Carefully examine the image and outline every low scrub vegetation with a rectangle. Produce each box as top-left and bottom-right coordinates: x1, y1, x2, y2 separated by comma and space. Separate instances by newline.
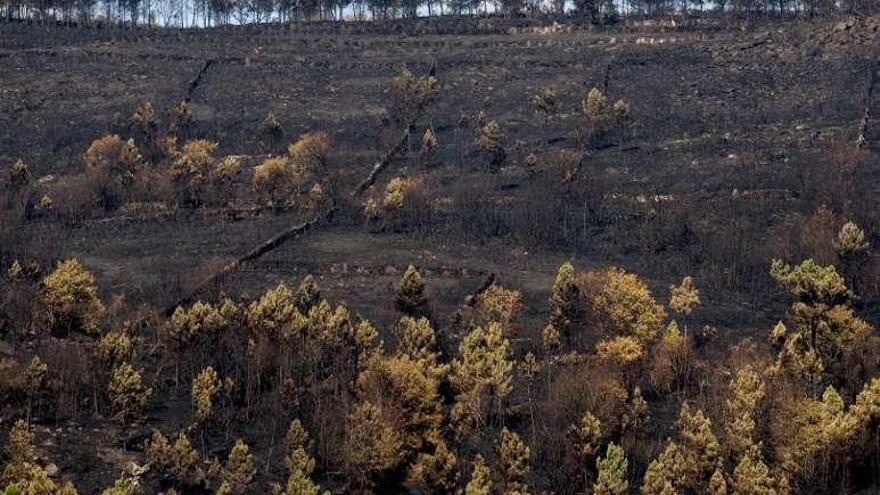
1, 14, 879, 495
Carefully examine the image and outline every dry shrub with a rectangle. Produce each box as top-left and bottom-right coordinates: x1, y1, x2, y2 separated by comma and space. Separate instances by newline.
253, 133, 332, 209
130, 100, 195, 162
41, 339, 95, 420
383, 176, 415, 209
288, 131, 331, 175
525, 153, 539, 169
8, 159, 30, 188
388, 67, 438, 127
576, 87, 631, 148
475, 120, 506, 169
648, 321, 694, 393
259, 113, 284, 152
210, 155, 242, 205
0, 272, 40, 338
2, 160, 32, 224
363, 176, 428, 227
172, 139, 219, 183
596, 335, 644, 370
170, 139, 242, 207
307, 183, 330, 215
253, 156, 296, 207
0, 359, 25, 413
167, 100, 194, 137
799, 205, 837, 266
554, 149, 583, 183
214, 156, 243, 184
83, 134, 143, 210
537, 360, 629, 492
803, 144, 871, 218
476, 283, 523, 327
706, 339, 771, 432
130, 101, 162, 160
40, 258, 105, 337
531, 85, 558, 122
50, 175, 98, 224
421, 128, 438, 155
578, 267, 666, 346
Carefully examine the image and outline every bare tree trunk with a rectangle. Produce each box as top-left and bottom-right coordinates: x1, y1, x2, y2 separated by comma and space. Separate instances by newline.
856, 62, 877, 149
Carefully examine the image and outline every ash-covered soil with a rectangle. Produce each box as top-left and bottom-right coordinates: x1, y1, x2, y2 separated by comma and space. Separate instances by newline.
1, 17, 879, 491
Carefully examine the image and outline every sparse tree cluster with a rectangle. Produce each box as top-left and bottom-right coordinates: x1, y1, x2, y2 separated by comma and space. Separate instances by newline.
3, 10, 880, 495
1, 0, 871, 28
2, 251, 880, 495
253, 132, 331, 211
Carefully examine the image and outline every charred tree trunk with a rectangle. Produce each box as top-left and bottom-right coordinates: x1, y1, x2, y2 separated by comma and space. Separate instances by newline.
856, 61, 878, 149
163, 209, 334, 315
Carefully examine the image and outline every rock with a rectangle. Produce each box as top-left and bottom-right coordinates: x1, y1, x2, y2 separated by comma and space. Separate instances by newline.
125, 461, 149, 477
45, 463, 59, 477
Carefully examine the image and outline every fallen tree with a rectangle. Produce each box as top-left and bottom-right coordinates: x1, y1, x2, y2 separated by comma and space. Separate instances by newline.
352, 64, 438, 197
186, 58, 216, 101
352, 128, 411, 196
163, 208, 334, 315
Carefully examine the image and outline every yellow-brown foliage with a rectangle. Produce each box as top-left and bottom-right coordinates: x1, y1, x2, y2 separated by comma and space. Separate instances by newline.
287, 131, 330, 175
172, 139, 218, 183
83, 134, 142, 207
476, 283, 523, 326
84, 135, 142, 183
9, 159, 30, 187
475, 120, 506, 167
388, 67, 438, 126
593, 267, 666, 344
578, 87, 631, 147
40, 259, 105, 336
356, 353, 444, 458
253, 156, 296, 206
649, 321, 693, 392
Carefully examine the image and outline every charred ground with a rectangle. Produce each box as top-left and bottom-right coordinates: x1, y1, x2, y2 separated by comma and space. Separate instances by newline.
1, 14, 880, 495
